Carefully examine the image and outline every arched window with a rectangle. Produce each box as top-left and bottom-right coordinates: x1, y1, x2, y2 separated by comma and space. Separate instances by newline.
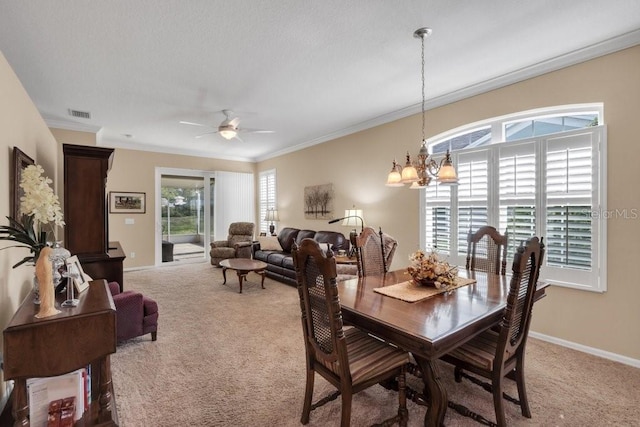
421, 104, 606, 292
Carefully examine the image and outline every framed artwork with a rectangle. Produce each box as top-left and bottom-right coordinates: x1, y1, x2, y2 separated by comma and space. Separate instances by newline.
65, 255, 92, 293
11, 147, 35, 219
109, 191, 146, 214
304, 183, 334, 220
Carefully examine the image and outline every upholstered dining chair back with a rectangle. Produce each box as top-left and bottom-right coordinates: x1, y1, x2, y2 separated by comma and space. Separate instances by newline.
466, 225, 508, 275
292, 238, 409, 427
355, 227, 397, 277
441, 236, 545, 427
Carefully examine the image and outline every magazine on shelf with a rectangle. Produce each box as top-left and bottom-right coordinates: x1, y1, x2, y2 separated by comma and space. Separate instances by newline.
27, 368, 86, 426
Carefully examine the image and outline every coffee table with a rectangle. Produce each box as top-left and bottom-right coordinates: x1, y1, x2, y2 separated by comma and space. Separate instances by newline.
219, 258, 268, 293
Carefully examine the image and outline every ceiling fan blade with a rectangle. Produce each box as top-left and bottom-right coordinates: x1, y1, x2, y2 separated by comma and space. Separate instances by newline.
228, 117, 241, 127
234, 135, 245, 143
195, 131, 218, 139
180, 120, 210, 128
238, 128, 275, 134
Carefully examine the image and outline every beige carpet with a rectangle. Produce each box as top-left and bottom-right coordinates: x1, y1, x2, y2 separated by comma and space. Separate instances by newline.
111, 262, 640, 426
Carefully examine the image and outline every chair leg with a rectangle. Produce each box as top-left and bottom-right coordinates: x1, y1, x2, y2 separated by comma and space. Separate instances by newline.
454, 366, 463, 382
340, 387, 353, 427
397, 367, 408, 427
515, 357, 531, 418
151, 331, 157, 341
301, 368, 314, 425
492, 375, 506, 427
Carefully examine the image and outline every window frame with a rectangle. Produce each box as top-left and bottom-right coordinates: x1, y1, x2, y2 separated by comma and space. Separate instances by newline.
420, 105, 607, 292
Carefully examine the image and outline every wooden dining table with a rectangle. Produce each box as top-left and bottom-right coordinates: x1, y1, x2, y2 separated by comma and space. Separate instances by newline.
336, 268, 548, 427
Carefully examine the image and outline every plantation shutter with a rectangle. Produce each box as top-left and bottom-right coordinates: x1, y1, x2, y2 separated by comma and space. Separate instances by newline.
456, 151, 489, 256
544, 132, 593, 270
498, 141, 537, 260
424, 169, 452, 253
259, 170, 276, 234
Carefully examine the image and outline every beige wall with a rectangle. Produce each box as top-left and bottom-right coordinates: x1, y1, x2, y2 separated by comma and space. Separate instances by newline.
0, 51, 59, 404
49, 129, 256, 268
1, 42, 639, 378
258, 45, 640, 360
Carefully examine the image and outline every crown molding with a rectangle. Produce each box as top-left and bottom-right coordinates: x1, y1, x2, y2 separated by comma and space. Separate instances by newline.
45, 118, 101, 133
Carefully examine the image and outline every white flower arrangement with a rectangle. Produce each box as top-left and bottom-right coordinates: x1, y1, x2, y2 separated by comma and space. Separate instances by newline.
19, 164, 65, 228
407, 249, 458, 290
1, 164, 65, 268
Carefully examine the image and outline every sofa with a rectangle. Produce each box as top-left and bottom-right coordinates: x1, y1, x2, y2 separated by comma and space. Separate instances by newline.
253, 227, 350, 286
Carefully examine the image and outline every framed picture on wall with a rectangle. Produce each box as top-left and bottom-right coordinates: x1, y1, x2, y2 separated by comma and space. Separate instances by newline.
109, 191, 146, 214
11, 147, 35, 220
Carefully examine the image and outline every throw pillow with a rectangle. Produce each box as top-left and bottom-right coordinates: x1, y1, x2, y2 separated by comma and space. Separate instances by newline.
257, 236, 283, 251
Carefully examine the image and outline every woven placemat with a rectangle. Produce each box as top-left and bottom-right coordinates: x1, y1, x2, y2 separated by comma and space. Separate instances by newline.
373, 276, 477, 302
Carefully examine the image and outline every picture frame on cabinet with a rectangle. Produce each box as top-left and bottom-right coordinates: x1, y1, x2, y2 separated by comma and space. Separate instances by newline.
65, 255, 92, 293
109, 191, 146, 214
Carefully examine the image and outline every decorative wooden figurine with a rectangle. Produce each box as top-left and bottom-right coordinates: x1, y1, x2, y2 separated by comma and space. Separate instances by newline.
35, 246, 61, 318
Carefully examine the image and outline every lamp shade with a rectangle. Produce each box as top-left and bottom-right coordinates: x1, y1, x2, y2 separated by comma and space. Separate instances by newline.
437, 154, 459, 184
264, 209, 280, 221
341, 209, 364, 227
219, 129, 237, 140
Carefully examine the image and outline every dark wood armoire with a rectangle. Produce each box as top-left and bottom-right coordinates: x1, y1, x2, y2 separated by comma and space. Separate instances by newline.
63, 144, 125, 290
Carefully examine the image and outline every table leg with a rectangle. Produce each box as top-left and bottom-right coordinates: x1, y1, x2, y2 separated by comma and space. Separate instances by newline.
236, 270, 246, 293
98, 356, 114, 423
12, 379, 28, 427
414, 355, 447, 427
258, 270, 266, 289
222, 267, 228, 284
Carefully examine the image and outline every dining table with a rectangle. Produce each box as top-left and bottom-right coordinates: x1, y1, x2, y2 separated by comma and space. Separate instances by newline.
336, 268, 549, 427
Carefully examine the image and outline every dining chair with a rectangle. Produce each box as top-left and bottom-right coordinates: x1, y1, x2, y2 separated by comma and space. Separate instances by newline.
466, 225, 509, 275
355, 226, 397, 277
441, 236, 545, 427
292, 238, 409, 427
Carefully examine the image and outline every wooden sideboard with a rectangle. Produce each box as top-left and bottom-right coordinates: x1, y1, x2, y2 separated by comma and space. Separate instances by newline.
3, 280, 118, 426
80, 242, 126, 293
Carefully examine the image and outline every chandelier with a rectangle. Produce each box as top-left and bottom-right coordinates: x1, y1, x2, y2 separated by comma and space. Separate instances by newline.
386, 27, 458, 189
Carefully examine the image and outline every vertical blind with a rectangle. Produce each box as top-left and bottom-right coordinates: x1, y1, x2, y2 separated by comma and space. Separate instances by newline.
214, 171, 255, 240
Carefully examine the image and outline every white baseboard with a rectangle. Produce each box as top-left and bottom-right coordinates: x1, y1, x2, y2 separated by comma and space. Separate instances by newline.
530, 331, 640, 368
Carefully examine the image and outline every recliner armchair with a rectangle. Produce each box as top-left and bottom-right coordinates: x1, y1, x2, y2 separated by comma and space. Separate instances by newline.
210, 222, 255, 266
108, 281, 158, 343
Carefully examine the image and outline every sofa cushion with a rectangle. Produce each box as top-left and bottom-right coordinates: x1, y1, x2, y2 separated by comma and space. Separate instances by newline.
266, 252, 290, 266
256, 235, 283, 251
314, 230, 350, 252
282, 255, 295, 270
278, 227, 300, 252
295, 230, 316, 246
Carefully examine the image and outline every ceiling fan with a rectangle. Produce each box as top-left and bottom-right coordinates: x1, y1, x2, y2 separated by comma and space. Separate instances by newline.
180, 109, 274, 142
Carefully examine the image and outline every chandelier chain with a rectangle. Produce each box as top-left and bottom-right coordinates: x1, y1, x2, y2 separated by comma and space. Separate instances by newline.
421, 33, 426, 144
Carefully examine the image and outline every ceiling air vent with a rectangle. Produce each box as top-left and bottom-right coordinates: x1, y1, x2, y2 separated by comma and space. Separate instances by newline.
67, 109, 91, 119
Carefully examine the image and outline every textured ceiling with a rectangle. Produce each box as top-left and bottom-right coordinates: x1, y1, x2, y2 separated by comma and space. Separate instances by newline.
1, 1, 639, 162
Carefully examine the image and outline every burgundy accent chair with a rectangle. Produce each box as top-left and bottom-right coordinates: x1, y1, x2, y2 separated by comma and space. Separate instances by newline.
108, 281, 158, 343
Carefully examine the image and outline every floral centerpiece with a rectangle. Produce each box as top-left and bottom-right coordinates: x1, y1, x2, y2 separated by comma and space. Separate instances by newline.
407, 249, 458, 290
0, 164, 65, 268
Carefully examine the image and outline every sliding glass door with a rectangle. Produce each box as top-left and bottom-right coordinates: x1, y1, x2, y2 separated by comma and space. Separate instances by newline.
156, 168, 214, 265
155, 168, 255, 266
